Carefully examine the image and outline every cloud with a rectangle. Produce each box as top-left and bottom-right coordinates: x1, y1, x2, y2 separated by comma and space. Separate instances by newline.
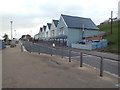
0, 0, 119, 39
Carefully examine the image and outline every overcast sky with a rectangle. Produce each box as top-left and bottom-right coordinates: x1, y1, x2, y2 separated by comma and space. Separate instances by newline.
0, 0, 119, 39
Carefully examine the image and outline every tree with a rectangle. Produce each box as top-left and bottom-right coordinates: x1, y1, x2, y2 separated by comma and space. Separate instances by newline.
2, 34, 9, 42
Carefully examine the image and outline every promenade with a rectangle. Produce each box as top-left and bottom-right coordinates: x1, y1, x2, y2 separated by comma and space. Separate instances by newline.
2, 45, 118, 88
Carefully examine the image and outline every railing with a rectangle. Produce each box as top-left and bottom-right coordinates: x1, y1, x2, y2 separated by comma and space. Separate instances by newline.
21, 41, 119, 77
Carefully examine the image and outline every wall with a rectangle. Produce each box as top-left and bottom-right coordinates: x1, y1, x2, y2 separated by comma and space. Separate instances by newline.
83, 30, 99, 37
56, 16, 68, 36
50, 22, 56, 37
45, 26, 50, 40
67, 28, 82, 46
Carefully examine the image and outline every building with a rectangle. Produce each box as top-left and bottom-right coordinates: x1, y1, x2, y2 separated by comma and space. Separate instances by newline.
38, 27, 43, 40
34, 33, 39, 40
42, 26, 47, 40
45, 23, 52, 40
50, 20, 59, 38
56, 14, 99, 46
34, 14, 99, 47
21, 34, 32, 41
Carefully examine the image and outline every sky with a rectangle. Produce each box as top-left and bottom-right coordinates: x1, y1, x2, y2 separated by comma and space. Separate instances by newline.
0, 0, 119, 39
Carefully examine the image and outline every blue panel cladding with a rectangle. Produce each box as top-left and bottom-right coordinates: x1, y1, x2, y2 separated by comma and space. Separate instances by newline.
101, 39, 108, 47
56, 17, 68, 36
67, 28, 83, 46
83, 30, 99, 37
96, 42, 102, 49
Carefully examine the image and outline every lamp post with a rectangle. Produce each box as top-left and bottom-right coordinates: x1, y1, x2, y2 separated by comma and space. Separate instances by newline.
10, 21, 13, 40
82, 24, 85, 39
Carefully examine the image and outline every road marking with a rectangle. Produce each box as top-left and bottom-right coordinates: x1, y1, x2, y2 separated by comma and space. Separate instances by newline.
71, 54, 94, 58
104, 58, 118, 63
71, 55, 118, 63
71, 56, 80, 58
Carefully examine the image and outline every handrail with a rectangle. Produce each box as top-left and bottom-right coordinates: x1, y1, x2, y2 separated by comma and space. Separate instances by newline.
21, 40, 119, 77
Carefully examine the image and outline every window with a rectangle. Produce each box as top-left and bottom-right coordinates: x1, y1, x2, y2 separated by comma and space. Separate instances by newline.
52, 30, 54, 36
46, 32, 48, 37
60, 27, 64, 35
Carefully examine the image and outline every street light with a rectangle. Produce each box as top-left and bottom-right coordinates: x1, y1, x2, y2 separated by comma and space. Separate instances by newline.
82, 24, 85, 39
10, 21, 13, 40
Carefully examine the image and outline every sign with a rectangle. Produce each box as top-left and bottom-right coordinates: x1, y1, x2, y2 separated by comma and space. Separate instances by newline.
52, 43, 55, 47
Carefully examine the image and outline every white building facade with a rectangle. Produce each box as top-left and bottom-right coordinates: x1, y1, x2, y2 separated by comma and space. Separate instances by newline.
50, 20, 59, 38
45, 23, 51, 40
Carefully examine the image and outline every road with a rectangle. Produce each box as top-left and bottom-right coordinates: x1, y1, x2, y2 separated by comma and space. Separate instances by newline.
22, 41, 119, 76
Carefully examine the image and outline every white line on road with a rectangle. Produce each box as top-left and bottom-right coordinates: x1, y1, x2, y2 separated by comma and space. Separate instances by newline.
71, 55, 118, 63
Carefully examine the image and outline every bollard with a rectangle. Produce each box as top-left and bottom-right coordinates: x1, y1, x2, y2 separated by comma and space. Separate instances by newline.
51, 47, 52, 56
80, 53, 83, 67
61, 47, 63, 58
29, 44, 31, 53
69, 50, 71, 62
38, 45, 40, 55
100, 57, 103, 77
21, 45, 23, 52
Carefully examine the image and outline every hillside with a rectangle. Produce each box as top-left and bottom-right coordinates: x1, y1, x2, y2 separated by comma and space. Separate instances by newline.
97, 22, 119, 54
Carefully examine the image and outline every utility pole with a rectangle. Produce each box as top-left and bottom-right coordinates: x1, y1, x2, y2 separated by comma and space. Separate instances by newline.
110, 11, 113, 34
10, 21, 13, 39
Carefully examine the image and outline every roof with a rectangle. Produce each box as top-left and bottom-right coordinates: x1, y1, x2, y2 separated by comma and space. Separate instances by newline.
53, 20, 59, 27
47, 23, 52, 30
40, 27, 43, 32
43, 26, 47, 31
61, 14, 99, 30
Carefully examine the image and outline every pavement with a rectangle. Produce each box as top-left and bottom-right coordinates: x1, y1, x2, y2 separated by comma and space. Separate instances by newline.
2, 45, 118, 88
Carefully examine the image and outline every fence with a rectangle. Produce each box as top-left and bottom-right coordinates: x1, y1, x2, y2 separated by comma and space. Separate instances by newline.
21, 41, 119, 77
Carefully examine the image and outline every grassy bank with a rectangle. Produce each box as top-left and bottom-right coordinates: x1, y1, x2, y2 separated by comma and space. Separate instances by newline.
97, 22, 119, 54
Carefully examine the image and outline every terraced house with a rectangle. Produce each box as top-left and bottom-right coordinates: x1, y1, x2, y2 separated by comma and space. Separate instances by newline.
56, 14, 99, 46
50, 20, 59, 38
34, 14, 99, 47
45, 23, 52, 41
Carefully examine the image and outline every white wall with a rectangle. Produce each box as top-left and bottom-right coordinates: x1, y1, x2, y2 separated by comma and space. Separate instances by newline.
45, 25, 50, 40
50, 22, 56, 37
56, 16, 68, 36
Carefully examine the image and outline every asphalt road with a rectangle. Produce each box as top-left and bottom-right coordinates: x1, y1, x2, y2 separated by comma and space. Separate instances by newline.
22, 41, 118, 76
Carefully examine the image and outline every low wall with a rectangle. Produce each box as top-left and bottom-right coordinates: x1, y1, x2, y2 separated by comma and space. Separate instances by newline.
71, 40, 108, 50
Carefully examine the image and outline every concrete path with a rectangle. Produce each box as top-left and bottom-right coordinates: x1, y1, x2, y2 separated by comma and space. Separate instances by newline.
2, 45, 118, 88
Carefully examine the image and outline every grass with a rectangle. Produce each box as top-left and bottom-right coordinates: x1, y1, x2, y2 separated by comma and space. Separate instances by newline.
97, 22, 119, 54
